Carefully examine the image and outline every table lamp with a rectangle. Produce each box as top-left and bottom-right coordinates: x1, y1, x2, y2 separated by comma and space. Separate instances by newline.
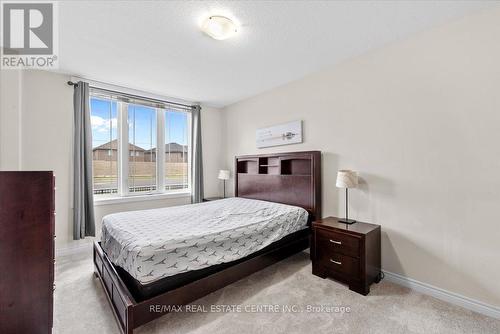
218, 170, 230, 198
336, 170, 358, 224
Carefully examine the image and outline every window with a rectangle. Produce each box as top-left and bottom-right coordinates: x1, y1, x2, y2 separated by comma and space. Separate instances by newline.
128, 104, 157, 194
165, 110, 189, 190
90, 98, 118, 197
90, 89, 192, 199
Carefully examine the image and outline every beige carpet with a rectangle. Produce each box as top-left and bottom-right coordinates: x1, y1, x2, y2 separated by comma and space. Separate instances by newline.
54, 251, 500, 334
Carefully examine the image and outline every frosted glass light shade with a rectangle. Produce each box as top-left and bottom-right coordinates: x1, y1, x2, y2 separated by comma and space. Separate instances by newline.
336, 170, 358, 188
218, 170, 230, 180
201, 16, 238, 40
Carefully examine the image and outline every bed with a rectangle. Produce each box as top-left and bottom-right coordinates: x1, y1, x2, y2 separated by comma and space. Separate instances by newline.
93, 151, 321, 333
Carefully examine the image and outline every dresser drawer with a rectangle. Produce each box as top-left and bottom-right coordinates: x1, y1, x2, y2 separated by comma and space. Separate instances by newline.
316, 228, 360, 258
317, 252, 360, 280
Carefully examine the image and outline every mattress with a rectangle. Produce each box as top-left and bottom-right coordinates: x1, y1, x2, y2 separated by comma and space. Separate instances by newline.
101, 197, 308, 284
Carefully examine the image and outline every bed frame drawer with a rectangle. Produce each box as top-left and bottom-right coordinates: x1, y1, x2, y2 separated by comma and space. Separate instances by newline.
112, 285, 127, 326
94, 242, 135, 334
95, 252, 103, 274
102, 266, 113, 294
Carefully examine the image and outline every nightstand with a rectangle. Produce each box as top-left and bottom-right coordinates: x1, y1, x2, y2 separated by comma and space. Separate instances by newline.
311, 216, 381, 295
203, 197, 224, 202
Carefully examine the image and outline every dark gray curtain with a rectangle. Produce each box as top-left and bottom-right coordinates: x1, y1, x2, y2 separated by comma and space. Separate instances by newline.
73, 81, 95, 239
191, 105, 204, 203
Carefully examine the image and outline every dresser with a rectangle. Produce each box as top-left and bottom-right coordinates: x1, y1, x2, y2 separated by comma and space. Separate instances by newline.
0, 171, 55, 334
311, 216, 381, 295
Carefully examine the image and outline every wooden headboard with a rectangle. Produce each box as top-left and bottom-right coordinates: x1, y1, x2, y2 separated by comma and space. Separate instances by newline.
235, 151, 321, 221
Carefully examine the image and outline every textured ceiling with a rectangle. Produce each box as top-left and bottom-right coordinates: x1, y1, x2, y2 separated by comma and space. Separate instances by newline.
57, 1, 494, 107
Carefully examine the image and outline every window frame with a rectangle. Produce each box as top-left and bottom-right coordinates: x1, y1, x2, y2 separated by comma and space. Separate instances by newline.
90, 88, 192, 203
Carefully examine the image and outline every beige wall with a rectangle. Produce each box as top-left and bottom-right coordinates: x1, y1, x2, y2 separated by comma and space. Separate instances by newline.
0, 69, 23, 170
222, 8, 500, 306
0, 70, 224, 253
202, 104, 225, 196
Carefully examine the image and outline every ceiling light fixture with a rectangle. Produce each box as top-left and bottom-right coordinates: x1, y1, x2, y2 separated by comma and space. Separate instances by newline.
201, 15, 238, 40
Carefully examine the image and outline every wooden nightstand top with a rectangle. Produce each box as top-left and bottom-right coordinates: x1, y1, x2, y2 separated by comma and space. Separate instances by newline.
312, 216, 380, 235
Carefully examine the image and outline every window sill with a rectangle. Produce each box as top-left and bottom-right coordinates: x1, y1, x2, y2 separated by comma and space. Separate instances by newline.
93, 191, 191, 206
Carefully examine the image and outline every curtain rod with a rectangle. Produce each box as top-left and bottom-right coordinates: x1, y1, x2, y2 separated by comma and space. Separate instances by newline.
67, 80, 195, 109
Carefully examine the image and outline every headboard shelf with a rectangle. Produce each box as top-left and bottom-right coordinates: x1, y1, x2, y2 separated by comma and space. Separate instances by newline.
235, 151, 321, 221
280, 158, 311, 176
257, 157, 279, 175
236, 158, 259, 174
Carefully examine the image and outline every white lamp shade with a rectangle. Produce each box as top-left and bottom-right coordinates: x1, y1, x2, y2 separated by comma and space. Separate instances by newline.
336, 170, 358, 188
218, 170, 230, 180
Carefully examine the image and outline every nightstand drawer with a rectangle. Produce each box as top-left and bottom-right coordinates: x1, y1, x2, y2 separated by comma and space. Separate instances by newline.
316, 228, 360, 258
317, 253, 360, 279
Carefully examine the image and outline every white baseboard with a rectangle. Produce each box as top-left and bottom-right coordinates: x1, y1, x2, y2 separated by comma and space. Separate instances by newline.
56, 242, 93, 258
383, 270, 500, 320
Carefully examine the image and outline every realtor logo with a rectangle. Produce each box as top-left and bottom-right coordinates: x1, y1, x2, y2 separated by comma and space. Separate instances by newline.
1, 1, 58, 68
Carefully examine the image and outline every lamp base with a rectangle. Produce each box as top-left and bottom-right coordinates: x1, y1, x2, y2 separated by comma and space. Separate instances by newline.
338, 219, 357, 225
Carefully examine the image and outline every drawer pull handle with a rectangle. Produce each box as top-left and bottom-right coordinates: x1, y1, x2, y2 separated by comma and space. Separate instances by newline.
330, 259, 342, 265
329, 239, 342, 245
